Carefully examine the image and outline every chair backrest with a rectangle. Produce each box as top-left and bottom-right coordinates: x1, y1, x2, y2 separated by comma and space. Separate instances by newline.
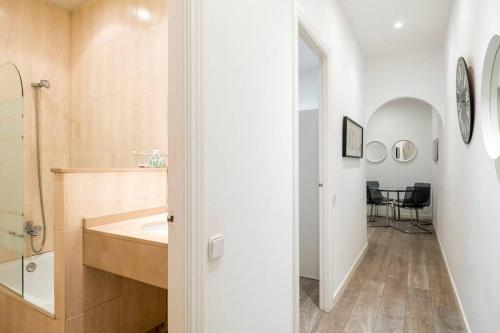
366, 185, 374, 204
414, 183, 431, 206
402, 186, 414, 204
367, 181, 380, 190
413, 185, 431, 207
367, 185, 383, 204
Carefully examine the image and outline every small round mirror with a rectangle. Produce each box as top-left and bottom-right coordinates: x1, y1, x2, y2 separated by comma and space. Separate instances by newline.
392, 140, 417, 162
365, 141, 387, 163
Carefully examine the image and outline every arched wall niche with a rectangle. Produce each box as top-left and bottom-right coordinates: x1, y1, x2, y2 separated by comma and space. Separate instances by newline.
366, 97, 443, 219
367, 96, 443, 124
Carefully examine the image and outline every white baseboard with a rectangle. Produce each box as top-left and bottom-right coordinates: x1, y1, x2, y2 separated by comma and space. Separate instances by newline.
435, 229, 471, 332
331, 242, 368, 306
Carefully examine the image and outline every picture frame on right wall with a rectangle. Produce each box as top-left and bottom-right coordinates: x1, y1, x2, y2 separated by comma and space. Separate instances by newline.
342, 116, 363, 158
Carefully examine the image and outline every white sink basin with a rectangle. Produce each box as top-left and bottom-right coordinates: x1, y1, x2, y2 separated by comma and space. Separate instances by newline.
141, 221, 168, 235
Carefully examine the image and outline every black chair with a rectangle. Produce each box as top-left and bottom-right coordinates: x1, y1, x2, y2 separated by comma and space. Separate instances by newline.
393, 184, 432, 234
414, 182, 432, 224
414, 183, 431, 204
366, 185, 388, 223
367, 181, 390, 213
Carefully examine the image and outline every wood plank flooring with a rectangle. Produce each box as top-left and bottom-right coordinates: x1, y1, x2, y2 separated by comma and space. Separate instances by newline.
300, 221, 466, 333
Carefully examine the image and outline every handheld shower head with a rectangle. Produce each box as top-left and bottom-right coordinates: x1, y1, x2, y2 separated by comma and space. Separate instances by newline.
31, 80, 50, 89
29, 78, 50, 253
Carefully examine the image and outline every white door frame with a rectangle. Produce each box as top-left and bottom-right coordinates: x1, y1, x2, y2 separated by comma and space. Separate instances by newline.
294, 6, 333, 332
168, 0, 205, 332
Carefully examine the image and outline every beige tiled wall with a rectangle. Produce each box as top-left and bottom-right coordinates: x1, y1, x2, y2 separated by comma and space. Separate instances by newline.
54, 170, 167, 333
0, 0, 168, 259
0, 0, 70, 258
70, 0, 168, 168
1, 1, 169, 331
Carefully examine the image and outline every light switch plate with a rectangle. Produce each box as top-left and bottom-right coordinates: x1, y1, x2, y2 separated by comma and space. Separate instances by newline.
209, 234, 224, 261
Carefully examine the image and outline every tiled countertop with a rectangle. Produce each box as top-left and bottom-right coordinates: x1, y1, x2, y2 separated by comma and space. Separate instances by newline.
83, 210, 168, 289
84, 213, 168, 247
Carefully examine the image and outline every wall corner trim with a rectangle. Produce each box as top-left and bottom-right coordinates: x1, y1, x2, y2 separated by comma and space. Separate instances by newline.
331, 242, 368, 306
435, 230, 471, 333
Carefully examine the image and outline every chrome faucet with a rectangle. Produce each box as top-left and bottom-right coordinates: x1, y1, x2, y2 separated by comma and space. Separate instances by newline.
25, 221, 43, 237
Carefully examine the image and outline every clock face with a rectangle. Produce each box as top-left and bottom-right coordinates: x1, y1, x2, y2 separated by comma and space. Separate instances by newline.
456, 57, 473, 144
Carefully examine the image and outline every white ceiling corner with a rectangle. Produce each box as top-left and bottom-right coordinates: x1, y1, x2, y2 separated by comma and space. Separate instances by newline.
338, 0, 455, 58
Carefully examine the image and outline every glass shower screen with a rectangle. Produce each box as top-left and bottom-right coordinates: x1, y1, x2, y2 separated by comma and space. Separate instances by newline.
0, 62, 24, 296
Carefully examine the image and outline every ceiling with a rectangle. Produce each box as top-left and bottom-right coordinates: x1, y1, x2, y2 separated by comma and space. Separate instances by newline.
338, 0, 454, 58
49, 0, 453, 56
48, 0, 88, 10
299, 38, 320, 71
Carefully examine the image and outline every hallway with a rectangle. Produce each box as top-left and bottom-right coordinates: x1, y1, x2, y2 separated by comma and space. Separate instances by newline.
300, 222, 466, 332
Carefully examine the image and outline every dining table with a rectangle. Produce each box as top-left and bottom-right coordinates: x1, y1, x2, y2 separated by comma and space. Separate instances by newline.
380, 186, 409, 218
377, 186, 412, 233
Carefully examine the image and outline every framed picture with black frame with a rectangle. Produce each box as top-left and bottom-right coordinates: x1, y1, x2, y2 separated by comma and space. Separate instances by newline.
342, 116, 363, 158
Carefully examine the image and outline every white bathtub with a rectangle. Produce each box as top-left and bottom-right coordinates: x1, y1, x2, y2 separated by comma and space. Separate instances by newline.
0, 251, 54, 315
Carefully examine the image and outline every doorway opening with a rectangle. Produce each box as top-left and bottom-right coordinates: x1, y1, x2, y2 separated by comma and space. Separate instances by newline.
298, 35, 321, 315
295, 14, 332, 332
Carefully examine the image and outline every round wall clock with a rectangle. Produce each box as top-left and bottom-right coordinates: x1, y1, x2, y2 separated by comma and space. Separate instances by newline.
456, 57, 474, 144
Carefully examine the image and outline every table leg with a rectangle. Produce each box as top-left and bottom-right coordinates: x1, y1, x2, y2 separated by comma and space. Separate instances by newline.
386, 190, 390, 226
397, 191, 401, 220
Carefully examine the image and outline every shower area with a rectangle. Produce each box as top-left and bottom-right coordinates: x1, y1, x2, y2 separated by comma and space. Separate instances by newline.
0, 62, 55, 315
0, 0, 169, 331
0, 0, 71, 318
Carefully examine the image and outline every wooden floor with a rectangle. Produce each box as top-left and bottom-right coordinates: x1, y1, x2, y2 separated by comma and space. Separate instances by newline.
300, 220, 466, 333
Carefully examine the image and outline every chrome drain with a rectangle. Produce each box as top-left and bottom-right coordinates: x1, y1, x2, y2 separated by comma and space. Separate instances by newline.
26, 263, 37, 273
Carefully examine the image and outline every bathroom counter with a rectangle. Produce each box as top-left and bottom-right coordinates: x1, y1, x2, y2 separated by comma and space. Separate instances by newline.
82, 208, 168, 289
84, 213, 168, 247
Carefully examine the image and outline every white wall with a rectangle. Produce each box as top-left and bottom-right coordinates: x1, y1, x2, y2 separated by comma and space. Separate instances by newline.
299, 39, 320, 281
299, 38, 319, 111
199, 0, 365, 330
364, 48, 446, 121
298, 0, 366, 300
431, 110, 442, 221
202, 1, 294, 332
438, 0, 500, 331
299, 110, 319, 280
299, 68, 319, 111
366, 98, 434, 217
